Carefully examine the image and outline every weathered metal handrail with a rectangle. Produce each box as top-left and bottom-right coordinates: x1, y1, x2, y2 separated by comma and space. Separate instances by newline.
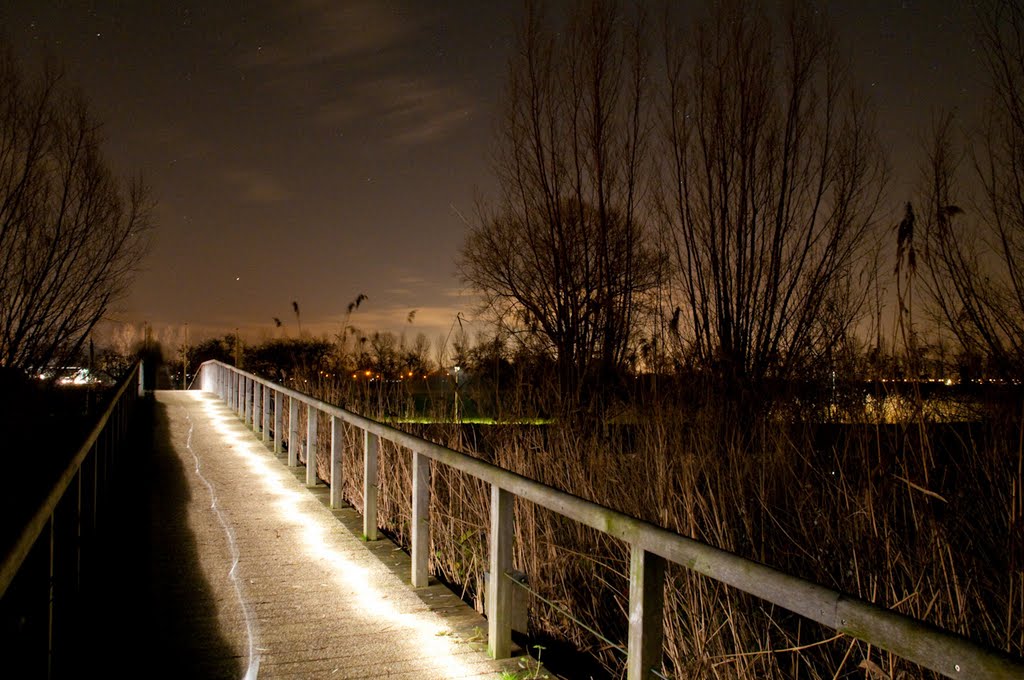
0, 361, 145, 677
198, 360, 1024, 679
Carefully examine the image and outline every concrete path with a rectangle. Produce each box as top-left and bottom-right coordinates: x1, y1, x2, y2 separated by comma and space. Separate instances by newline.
131, 390, 520, 679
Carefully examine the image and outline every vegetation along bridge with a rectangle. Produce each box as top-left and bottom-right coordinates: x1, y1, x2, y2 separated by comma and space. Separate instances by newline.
2, 360, 1023, 679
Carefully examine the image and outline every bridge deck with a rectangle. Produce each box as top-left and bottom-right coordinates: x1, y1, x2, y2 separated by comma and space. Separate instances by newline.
106, 391, 517, 679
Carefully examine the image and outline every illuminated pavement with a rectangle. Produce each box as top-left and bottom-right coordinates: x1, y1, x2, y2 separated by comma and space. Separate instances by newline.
146, 390, 518, 679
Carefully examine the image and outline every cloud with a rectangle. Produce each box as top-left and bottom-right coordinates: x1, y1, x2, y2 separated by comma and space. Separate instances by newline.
239, 0, 409, 70
313, 99, 363, 127
241, 1, 474, 146
221, 169, 292, 203
443, 287, 476, 299
313, 76, 471, 145
149, 122, 212, 161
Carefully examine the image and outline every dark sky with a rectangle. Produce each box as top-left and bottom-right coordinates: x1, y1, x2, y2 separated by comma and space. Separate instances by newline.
2, 1, 984, 347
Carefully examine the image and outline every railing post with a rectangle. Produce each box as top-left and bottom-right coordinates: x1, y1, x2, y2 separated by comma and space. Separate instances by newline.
236, 374, 243, 417
90, 447, 99, 530
306, 405, 318, 487
46, 513, 55, 677
251, 380, 259, 431
488, 485, 513, 659
288, 397, 299, 467
274, 390, 283, 454
262, 385, 270, 442
627, 546, 666, 680
411, 450, 430, 587
138, 361, 145, 396
246, 378, 253, 423
330, 415, 344, 508
51, 482, 80, 676
363, 430, 378, 541
252, 381, 261, 433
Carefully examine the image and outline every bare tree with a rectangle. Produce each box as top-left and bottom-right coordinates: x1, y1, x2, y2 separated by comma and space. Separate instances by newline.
917, 116, 986, 371
459, 0, 662, 403
0, 46, 152, 377
921, 1, 1024, 377
659, 0, 885, 385
903, 1, 1024, 379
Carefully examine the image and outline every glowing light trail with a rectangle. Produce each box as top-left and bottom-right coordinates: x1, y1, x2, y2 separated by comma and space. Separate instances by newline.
193, 392, 488, 678
184, 406, 262, 680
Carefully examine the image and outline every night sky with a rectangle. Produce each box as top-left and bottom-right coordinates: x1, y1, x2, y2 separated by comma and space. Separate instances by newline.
2, 1, 984, 347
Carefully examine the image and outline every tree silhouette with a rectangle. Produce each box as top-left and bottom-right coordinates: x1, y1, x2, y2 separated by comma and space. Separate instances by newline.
0, 46, 152, 376
919, 1, 1024, 377
460, 0, 662, 405
659, 0, 885, 386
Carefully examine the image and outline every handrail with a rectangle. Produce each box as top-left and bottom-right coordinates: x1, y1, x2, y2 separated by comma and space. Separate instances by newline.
0, 360, 144, 678
0, 361, 144, 596
198, 359, 1024, 679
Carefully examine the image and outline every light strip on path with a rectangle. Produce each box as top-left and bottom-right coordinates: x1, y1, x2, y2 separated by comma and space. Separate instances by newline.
193, 392, 484, 678
183, 405, 261, 680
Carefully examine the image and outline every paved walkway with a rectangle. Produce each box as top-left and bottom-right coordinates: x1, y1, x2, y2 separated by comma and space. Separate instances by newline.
123, 391, 519, 679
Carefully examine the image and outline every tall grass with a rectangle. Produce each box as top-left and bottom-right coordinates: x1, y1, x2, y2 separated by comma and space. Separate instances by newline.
281, 371, 1022, 679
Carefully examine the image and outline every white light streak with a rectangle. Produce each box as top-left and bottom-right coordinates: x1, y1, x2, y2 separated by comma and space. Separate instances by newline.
184, 406, 262, 680
193, 393, 485, 678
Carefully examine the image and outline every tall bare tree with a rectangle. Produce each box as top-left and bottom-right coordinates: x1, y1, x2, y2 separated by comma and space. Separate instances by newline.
659, 0, 885, 385
0, 46, 152, 377
922, 1, 1024, 376
460, 0, 662, 403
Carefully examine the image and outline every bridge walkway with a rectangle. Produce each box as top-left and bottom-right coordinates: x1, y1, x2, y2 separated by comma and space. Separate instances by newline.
98, 390, 518, 679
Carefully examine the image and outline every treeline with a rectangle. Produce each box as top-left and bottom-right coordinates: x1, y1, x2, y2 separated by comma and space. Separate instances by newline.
148, 0, 1024, 416
456, 0, 1024, 409
156, 0, 1024, 415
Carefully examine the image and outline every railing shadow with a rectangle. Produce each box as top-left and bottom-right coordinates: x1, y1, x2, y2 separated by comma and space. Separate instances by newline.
75, 397, 242, 679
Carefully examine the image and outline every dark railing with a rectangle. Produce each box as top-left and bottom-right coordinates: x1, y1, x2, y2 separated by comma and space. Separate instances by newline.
199, 360, 1024, 679
0, 362, 144, 678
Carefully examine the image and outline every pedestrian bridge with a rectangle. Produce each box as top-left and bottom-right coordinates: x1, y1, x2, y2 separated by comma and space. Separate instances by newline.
1, 361, 1022, 679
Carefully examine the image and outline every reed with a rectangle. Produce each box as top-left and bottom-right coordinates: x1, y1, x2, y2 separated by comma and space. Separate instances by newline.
290, 369, 1021, 679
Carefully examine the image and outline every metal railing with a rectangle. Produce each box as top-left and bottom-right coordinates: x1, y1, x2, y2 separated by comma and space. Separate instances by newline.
198, 360, 1024, 679
0, 361, 145, 678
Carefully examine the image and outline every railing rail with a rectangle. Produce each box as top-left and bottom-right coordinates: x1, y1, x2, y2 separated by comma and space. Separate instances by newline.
0, 361, 145, 678
198, 360, 1024, 679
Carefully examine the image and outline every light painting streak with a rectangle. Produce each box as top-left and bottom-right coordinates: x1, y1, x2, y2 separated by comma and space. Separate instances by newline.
184, 406, 262, 680
192, 392, 487, 678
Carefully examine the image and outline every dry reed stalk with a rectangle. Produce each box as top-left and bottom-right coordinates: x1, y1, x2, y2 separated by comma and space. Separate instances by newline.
262, 367, 1024, 680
